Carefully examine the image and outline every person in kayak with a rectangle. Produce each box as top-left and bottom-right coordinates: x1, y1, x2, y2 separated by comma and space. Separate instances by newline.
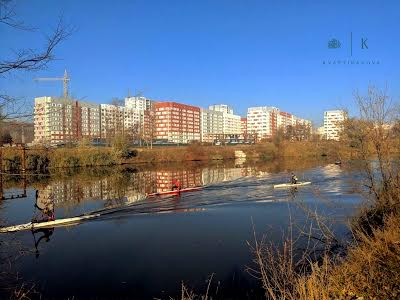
32, 189, 55, 223
291, 173, 298, 184
172, 179, 181, 191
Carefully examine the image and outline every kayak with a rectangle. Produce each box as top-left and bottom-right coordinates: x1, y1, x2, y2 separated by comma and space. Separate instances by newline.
0, 214, 100, 233
1, 186, 204, 233
147, 186, 202, 197
273, 181, 311, 188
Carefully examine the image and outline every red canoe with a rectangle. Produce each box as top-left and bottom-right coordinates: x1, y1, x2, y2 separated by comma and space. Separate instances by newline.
147, 186, 202, 197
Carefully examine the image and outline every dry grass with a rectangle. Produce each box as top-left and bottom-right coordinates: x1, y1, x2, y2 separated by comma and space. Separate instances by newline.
1, 141, 346, 172
248, 210, 400, 300
328, 213, 400, 299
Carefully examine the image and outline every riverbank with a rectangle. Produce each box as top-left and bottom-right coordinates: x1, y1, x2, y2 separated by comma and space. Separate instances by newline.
268, 188, 400, 300
0, 140, 345, 172
245, 97, 400, 300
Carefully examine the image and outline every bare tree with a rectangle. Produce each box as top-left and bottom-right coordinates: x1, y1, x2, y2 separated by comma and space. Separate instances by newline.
0, 0, 73, 124
0, 1, 72, 75
129, 122, 143, 146
342, 86, 400, 208
143, 109, 156, 149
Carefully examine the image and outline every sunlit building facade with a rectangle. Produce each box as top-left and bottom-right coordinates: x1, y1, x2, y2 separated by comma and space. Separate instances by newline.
34, 97, 100, 145
324, 110, 346, 140
200, 108, 224, 142
154, 102, 201, 143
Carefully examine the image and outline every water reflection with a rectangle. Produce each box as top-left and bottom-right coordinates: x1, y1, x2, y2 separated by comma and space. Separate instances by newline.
34, 165, 266, 215
0, 159, 364, 300
32, 228, 54, 258
0, 159, 341, 224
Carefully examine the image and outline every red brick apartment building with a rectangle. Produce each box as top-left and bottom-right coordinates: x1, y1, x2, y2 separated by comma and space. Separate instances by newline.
154, 102, 201, 144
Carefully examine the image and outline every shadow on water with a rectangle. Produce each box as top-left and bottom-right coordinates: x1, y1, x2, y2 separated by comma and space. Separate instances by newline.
0, 158, 364, 299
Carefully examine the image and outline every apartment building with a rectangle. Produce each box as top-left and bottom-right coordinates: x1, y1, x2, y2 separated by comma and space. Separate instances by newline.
277, 111, 293, 130
99, 104, 148, 140
324, 110, 346, 140
200, 108, 224, 142
208, 104, 242, 140
34, 97, 82, 145
154, 102, 201, 144
100, 104, 125, 139
80, 102, 101, 140
222, 112, 241, 136
247, 106, 311, 140
125, 96, 153, 110
247, 106, 279, 139
34, 95, 313, 145
208, 104, 233, 114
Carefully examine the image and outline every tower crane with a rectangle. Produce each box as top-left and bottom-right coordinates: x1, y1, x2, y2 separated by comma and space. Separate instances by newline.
34, 69, 70, 98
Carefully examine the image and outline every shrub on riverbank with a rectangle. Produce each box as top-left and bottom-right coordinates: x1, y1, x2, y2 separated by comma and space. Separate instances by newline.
2, 155, 21, 172
26, 153, 49, 172
48, 148, 117, 168
0, 141, 345, 172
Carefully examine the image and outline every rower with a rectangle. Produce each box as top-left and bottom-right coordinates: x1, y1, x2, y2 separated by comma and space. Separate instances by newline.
172, 179, 181, 191
32, 190, 55, 223
291, 173, 298, 184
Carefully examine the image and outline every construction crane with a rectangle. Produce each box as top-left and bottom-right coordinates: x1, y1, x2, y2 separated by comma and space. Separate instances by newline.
34, 69, 70, 98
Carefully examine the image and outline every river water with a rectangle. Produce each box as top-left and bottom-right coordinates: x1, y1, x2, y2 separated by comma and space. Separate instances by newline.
0, 159, 364, 299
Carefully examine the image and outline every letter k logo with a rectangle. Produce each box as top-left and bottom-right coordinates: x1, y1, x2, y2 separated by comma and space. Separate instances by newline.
361, 38, 368, 49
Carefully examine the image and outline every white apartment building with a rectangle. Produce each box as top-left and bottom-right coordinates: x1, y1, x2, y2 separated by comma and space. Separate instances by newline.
208, 104, 233, 115
80, 102, 101, 140
124, 107, 145, 135
100, 104, 146, 140
125, 96, 153, 110
247, 106, 279, 139
208, 104, 241, 139
247, 106, 312, 140
222, 112, 241, 135
100, 104, 125, 139
200, 108, 224, 142
34, 97, 81, 145
324, 110, 346, 140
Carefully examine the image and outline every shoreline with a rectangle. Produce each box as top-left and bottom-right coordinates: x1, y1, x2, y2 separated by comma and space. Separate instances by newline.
0, 141, 344, 172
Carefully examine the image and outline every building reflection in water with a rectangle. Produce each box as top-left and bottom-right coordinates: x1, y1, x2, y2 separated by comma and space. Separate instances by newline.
35, 165, 266, 212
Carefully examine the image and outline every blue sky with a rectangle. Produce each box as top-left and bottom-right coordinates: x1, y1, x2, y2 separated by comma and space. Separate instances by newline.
1, 0, 399, 125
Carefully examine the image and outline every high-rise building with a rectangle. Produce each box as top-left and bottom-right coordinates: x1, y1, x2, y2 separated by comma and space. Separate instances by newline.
277, 111, 293, 130
222, 112, 241, 136
100, 104, 147, 141
247, 106, 279, 139
209, 104, 241, 140
154, 102, 201, 144
100, 104, 125, 140
324, 110, 346, 140
34, 97, 97, 145
208, 104, 233, 115
80, 102, 101, 140
200, 108, 224, 142
247, 106, 311, 140
125, 96, 153, 110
